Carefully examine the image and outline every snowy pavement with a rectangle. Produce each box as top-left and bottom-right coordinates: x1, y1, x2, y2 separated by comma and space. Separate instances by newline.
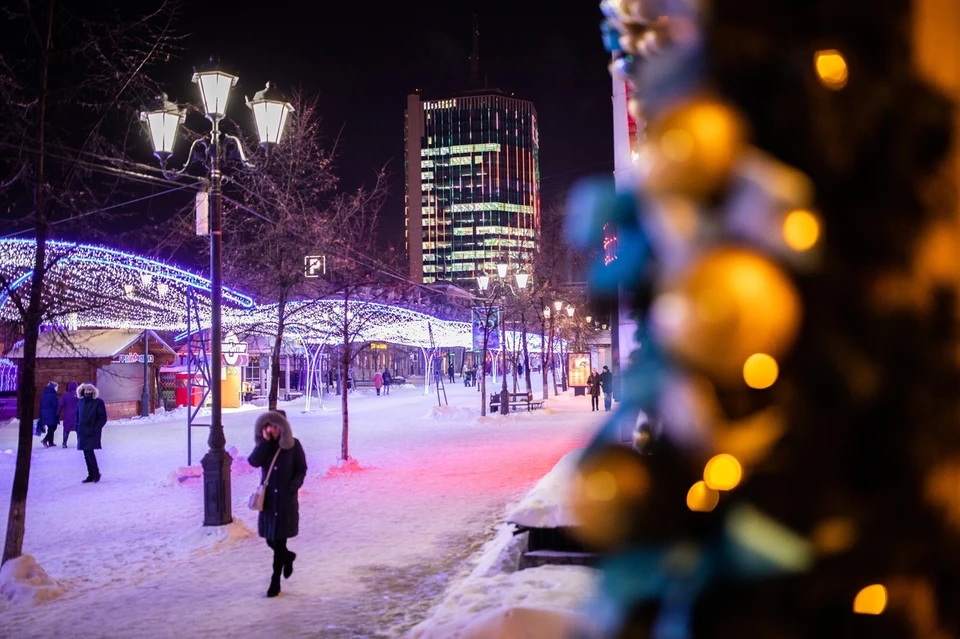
0, 375, 601, 638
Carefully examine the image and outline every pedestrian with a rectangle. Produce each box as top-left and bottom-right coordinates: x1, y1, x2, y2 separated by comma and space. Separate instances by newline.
587, 369, 601, 412
447, 363, 455, 384
248, 410, 307, 598
600, 366, 614, 412
38, 381, 60, 448
57, 380, 79, 448
373, 371, 383, 396
382, 368, 391, 395
76, 383, 107, 482
347, 367, 354, 392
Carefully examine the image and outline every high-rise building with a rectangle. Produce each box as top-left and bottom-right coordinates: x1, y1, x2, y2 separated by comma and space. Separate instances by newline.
404, 23, 540, 286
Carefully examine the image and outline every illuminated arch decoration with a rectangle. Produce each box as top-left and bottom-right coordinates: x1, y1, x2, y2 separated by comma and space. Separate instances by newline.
228, 299, 548, 351
0, 239, 553, 353
0, 239, 254, 332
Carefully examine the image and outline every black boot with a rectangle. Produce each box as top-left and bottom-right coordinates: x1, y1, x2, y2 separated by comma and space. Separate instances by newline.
283, 551, 296, 579
267, 574, 281, 597
82, 476, 94, 483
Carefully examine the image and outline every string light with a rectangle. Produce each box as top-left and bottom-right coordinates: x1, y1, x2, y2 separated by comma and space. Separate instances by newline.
814, 49, 849, 90
743, 353, 779, 389
686, 480, 720, 512
783, 209, 821, 251
853, 584, 887, 615
704, 454, 743, 490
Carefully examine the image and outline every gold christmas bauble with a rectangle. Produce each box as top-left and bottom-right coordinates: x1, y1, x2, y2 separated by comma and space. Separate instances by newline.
568, 445, 651, 550
650, 248, 802, 384
635, 97, 748, 201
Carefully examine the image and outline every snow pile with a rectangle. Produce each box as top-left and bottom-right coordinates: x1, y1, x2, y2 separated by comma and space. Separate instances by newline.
162, 447, 257, 486
424, 405, 477, 421
410, 450, 599, 638
409, 565, 598, 638
324, 456, 365, 478
163, 464, 203, 486
506, 449, 581, 528
0, 555, 65, 605
173, 521, 254, 559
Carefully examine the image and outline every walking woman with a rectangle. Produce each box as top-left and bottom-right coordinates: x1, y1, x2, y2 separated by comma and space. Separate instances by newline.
57, 380, 79, 448
587, 370, 601, 412
76, 383, 107, 482
248, 410, 307, 598
38, 381, 60, 448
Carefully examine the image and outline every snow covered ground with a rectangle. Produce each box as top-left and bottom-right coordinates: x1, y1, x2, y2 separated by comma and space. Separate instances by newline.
0, 374, 602, 638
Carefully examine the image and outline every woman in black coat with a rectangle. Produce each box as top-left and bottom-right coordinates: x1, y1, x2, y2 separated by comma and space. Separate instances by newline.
76, 383, 107, 482
248, 410, 307, 598
38, 381, 60, 448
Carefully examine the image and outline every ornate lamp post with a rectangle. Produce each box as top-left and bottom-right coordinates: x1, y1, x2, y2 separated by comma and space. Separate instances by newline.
478, 264, 528, 415
140, 67, 293, 526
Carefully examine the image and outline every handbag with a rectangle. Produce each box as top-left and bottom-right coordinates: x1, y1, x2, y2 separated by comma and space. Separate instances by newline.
248, 447, 282, 511
34, 420, 46, 437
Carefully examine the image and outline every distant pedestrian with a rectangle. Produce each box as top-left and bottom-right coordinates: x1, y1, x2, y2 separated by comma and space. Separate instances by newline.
600, 366, 614, 412
587, 369, 601, 412
76, 383, 107, 482
374, 371, 383, 396
382, 368, 391, 395
249, 410, 307, 598
447, 363, 455, 384
39, 381, 60, 448
58, 380, 79, 448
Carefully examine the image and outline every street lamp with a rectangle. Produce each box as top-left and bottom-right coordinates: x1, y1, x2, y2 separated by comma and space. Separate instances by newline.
140, 64, 293, 527
478, 266, 527, 415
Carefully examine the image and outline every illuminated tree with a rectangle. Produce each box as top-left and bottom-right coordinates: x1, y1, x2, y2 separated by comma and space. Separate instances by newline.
223, 92, 339, 410
0, 1, 181, 566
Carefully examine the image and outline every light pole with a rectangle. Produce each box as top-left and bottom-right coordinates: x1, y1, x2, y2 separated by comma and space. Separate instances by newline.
478, 264, 528, 415
140, 66, 292, 526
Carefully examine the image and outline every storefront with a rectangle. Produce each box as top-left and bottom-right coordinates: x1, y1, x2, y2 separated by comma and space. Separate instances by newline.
5, 328, 176, 420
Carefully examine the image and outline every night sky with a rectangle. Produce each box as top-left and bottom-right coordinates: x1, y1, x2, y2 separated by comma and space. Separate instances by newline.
169, 0, 615, 249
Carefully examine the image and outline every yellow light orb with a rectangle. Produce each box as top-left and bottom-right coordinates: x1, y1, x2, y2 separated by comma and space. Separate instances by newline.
568, 445, 651, 550
853, 584, 887, 615
783, 209, 821, 251
815, 49, 849, 90
743, 353, 780, 389
686, 481, 720, 512
637, 97, 748, 201
703, 453, 743, 491
650, 248, 802, 384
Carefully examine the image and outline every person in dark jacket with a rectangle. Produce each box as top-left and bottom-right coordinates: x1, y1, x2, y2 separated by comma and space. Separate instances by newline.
587, 370, 602, 411
600, 366, 614, 412
248, 410, 307, 598
57, 380, 79, 448
38, 382, 60, 448
447, 363, 455, 384
382, 369, 391, 395
76, 383, 107, 482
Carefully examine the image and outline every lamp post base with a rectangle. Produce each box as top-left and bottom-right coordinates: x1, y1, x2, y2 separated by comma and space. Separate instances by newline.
201, 447, 233, 526
500, 388, 510, 415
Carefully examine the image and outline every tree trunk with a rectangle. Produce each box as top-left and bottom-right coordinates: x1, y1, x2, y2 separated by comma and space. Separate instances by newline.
521, 313, 532, 395
268, 288, 288, 410
340, 294, 350, 460
480, 318, 489, 417
3, 0, 54, 567
550, 315, 560, 396
541, 315, 549, 401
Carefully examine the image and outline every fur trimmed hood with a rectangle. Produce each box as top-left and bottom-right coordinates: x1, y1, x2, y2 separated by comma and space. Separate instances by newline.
254, 410, 295, 450
77, 383, 99, 399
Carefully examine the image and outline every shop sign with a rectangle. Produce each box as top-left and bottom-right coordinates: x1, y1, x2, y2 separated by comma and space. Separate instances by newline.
369, 342, 388, 350
223, 333, 248, 366
112, 353, 154, 364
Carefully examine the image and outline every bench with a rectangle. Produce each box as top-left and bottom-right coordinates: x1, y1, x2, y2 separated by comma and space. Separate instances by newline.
489, 392, 545, 413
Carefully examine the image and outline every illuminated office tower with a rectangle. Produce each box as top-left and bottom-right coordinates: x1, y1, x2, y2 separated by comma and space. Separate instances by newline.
404, 89, 541, 286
